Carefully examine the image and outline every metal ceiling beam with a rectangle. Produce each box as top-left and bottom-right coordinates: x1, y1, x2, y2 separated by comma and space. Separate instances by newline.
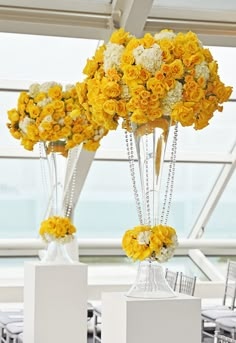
188, 142, 236, 239
111, 0, 154, 36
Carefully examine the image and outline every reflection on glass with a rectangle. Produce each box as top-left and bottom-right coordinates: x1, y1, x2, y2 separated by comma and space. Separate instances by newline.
80, 255, 209, 281
208, 256, 236, 276
0, 159, 47, 238
0, 33, 99, 83
205, 171, 236, 238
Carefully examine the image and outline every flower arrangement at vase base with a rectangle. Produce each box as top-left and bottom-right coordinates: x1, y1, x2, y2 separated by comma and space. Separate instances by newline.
39, 216, 77, 264
127, 259, 176, 299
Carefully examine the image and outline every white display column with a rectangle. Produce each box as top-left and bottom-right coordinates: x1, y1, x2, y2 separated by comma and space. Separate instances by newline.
24, 262, 87, 343
102, 292, 201, 343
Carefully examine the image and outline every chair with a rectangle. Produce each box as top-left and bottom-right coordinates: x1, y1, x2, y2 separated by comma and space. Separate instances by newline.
202, 260, 236, 340
17, 332, 23, 343
215, 332, 236, 343
178, 272, 197, 296
165, 269, 179, 291
93, 304, 101, 343
0, 310, 24, 343
3, 322, 24, 343
215, 317, 236, 340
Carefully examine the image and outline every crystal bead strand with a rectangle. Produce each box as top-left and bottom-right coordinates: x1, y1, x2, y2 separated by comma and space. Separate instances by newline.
39, 142, 51, 214
145, 132, 151, 226
64, 147, 78, 219
125, 130, 143, 225
160, 123, 178, 225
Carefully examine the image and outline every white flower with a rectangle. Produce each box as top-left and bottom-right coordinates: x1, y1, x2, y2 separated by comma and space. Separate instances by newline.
154, 31, 176, 41
29, 83, 40, 98
39, 82, 59, 93
137, 231, 151, 245
38, 115, 52, 132
65, 84, 74, 91
195, 61, 210, 82
19, 117, 34, 134
155, 234, 178, 262
161, 81, 183, 115
104, 42, 125, 73
133, 44, 162, 75
38, 97, 52, 108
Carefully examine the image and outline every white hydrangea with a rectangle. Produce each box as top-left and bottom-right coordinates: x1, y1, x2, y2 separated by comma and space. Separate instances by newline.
19, 117, 34, 134
37, 97, 52, 108
29, 83, 40, 98
154, 31, 176, 41
104, 42, 125, 73
161, 81, 183, 115
133, 43, 163, 75
156, 234, 178, 262
137, 231, 151, 245
39, 82, 59, 93
195, 61, 210, 82
38, 115, 52, 132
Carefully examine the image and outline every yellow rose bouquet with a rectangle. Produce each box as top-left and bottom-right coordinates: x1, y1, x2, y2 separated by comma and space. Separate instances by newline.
122, 224, 178, 263
7, 82, 108, 153
39, 215, 76, 243
78, 28, 232, 133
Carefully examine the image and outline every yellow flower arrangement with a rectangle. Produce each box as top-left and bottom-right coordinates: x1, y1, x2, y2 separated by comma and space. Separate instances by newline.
39, 215, 76, 243
7, 82, 108, 153
77, 28, 232, 133
122, 224, 178, 262
78, 28, 233, 262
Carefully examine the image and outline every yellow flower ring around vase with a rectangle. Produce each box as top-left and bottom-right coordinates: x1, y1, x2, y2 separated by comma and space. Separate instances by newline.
39, 216, 77, 243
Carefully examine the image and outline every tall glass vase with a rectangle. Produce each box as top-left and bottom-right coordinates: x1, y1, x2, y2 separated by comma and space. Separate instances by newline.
39, 141, 80, 264
125, 118, 178, 298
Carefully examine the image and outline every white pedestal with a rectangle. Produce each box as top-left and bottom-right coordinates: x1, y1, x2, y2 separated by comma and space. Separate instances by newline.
24, 262, 87, 343
102, 292, 201, 343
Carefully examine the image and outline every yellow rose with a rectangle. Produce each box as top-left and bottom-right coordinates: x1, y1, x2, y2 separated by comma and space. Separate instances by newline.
94, 45, 105, 64
117, 100, 127, 117
52, 100, 64, 112
107, 68, 121, 82
110, 28, 130, 45
72, 133, 84, 144
103, 99, 118, 115
171, 101, 195, 127
29, 105, 40, 119
34, 92, 46, 103
102, 80, 121, 98
83, 141, 100, 151
121, 51, 135, 65
139, 68, 151, 82
169, 59, 184, 79
123, 65, 140, 81
48, 85, 62, 100
8, 109, 19, 122
18, 92, 29, 105
76, 82, 87, 104
142, 33, 156, 48
83, 59, 98, 77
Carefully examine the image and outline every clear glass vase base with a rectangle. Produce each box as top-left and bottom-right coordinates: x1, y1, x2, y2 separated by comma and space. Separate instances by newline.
41, 241, 74, 264
126, 261, 176, 299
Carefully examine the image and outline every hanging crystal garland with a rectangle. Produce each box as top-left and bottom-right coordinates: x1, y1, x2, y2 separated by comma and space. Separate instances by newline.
125, 122, 178, 228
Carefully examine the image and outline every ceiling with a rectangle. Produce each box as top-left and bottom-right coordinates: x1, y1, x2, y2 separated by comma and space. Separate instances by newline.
0, 0, 235, 45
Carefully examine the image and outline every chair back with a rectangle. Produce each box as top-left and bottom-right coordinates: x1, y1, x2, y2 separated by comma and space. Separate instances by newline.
215, 333, 236, 343
178, 272, 196, 296
165, 269, 178, 291
222, 260, 236, 309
